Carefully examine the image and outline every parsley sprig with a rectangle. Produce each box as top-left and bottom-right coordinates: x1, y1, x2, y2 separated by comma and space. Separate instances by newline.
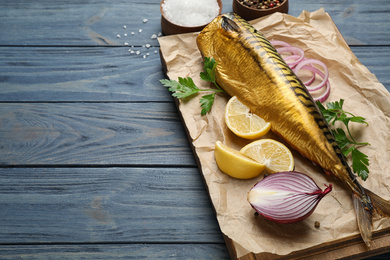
160, 57, 225, 115
317, 99, 370, 180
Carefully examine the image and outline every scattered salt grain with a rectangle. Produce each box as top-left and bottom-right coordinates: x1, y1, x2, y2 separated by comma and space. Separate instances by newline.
116, 34, 121, 38
136, 51, 141, 55
131, 32, 135, 35
145, 44, 151, 49
143, 19, 148, 23
158, 32, 162, 37
123, 25, 127, 29
154, 50, 158, 54
124, 42, 129, 46
151, 34, 158, 39
162, 0, 219, 27
143, 55, 147, 59
138, 29, 143, 33
124, 33, 128, 36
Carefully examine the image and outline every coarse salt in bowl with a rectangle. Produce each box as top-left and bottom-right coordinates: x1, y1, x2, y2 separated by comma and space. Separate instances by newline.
160, 0, 222, 35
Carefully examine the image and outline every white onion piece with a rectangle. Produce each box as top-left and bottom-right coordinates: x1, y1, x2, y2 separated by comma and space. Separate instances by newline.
248, 172, 332, 223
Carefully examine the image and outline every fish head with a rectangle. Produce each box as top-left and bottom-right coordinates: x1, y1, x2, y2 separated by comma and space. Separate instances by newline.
196, 13, 244, 60
198, 13, 242, 39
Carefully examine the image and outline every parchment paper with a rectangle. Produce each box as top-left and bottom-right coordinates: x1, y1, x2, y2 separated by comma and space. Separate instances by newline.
158, 8, 390, 258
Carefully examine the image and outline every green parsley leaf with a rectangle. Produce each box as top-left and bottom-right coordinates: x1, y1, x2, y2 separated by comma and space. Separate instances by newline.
159, 77, 199, 99
317, 99, 370, 181
200, 57, 218, 83
200, 93, 216, 115
351, 148, 369, 181
349, 116, 368, 125
331, 128, 352, 151
160, 57, 225, 115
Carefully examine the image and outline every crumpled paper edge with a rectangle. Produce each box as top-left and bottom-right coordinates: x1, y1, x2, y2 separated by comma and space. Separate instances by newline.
158, 8, 390, 259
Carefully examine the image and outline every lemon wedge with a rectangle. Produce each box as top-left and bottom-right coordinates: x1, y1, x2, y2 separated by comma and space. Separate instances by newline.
240, 139, 294, 173
214, 141, 265, 179
225, 96, 271, 139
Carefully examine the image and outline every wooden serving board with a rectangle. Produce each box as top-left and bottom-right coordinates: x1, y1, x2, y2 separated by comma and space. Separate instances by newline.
160, 51, 390, 259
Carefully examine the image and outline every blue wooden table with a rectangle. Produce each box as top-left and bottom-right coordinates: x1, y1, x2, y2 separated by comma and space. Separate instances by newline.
0, 0, 389, 259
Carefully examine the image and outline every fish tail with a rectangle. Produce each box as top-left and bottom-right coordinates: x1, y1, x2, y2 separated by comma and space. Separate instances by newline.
353, 188, 390, 246
353, 193, 373, 246
364, 188, 390, 216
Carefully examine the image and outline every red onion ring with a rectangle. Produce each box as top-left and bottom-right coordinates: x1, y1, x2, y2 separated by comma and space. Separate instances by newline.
313, 78, 331, 103
276, 46, 305, 69
294, 59, 329, 92
270, 40, 291, 48
283, 56, 316, 85
270, 40, 332, 103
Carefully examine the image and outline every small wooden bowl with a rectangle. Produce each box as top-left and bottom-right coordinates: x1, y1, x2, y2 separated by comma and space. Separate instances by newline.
160, 0, 223, 35
233, 0, 288, 21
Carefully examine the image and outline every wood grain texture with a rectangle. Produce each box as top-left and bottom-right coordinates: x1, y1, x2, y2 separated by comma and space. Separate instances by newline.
0, 167, 223, 243
0, 244, 230, 259
0, 46, 388, 102
0, 0, 163, 46
0, 47, 168, 102
0, 103, 195, 166
289, 0, 390, 46
1, 0, 389, 259
226, 229, 390, 260
352, 46, 390, 90
0, 0, 389, 46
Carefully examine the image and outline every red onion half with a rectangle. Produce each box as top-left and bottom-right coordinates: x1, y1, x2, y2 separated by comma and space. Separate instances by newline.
248, 171, 332, 224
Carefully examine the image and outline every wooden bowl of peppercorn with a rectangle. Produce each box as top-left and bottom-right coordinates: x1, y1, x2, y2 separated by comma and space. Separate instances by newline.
233, 0, 288, 21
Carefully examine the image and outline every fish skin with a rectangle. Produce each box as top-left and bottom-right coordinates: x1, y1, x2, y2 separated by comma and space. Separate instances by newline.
196, 13, 390, 246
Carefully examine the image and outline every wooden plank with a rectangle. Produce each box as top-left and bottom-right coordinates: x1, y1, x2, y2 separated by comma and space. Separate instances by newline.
0, 244, 388, 260
0, 0, 390, 46
0, 103, 196, 166
0, 46, 388, 102
289, 0, 390, 46
0, 167, 224, 243
225, 229, 390, 259
0, 244, 230, 259
0, 0, 163, 46
0, 47, 170, 102
352, 46, 390, 90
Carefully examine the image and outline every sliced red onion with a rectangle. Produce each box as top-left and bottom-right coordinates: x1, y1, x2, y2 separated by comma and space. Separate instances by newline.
270, 39, 332, 103
294, 59, 316, 86
294, 59, 329, 92
294, 62, 331, 102
270, 40, 291, 48
248, 171, 332, 224
312, 79, 331, 103
276, 46, 305, 69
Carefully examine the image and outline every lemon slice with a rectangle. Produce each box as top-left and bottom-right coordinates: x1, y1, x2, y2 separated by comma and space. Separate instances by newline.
225, 96, 271, 139
240, 139, 294, 173
214, 141, 265, 179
